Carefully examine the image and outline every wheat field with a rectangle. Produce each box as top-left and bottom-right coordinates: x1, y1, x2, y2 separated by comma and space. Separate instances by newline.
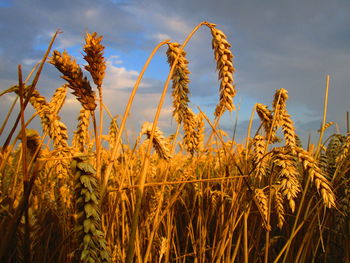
0, 22, 349, 263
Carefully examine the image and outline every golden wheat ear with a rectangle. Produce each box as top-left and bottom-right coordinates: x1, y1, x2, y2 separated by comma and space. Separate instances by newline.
207, 24, 236, 118
252, 135, 268, 181
272, 88, 288, 125
49, 84, 68, 114
256, 103, 273, 132
49, 50, 96, 111
141, 122, 171, 161
72, 108, 91, 153
166, 42, 191, 124
295, 146, 336, 208
272, 185, 285, 229
83, 32, 106, 88
272, 147, 301, 212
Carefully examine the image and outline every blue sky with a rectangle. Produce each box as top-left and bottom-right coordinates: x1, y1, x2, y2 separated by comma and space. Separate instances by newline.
1, 0, 349, 145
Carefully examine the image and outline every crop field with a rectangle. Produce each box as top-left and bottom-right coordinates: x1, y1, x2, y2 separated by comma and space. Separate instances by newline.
0, 22, 349, 262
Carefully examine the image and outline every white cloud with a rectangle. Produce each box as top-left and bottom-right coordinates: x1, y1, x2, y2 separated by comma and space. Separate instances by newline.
108, 55, 123, 65
22, 58, 38, 66
104, 60, 139, 90
84, 9, 98, 19
153, 33, 171, 42
55, 32, 83, 49
163, 16, 192, 36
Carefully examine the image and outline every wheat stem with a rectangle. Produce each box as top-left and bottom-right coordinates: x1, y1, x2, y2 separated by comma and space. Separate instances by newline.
316, 75, 330, 157
101, 40, 170, 197
126, 21, 210, 263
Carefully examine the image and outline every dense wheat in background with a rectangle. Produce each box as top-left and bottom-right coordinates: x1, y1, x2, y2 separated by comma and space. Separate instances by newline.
0, 22, 349, 263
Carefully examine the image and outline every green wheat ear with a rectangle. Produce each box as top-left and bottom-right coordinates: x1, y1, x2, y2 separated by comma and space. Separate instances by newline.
71, 156, 111, 263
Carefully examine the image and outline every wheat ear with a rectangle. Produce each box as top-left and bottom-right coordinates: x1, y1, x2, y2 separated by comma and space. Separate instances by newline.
49, 84, 68, 114
73, 108, 91, 153
207, 23, 236, 117
49, 50, 96, 111
281, 111, 297, 147
252, 135, 268, 181
295, 146, 336, 208
166, 42, 191, 124
72, 156, 111, 263
336, 132, 350, 165
83, 32, 106, 88
272, 185, 285, 229
272, 147, 301, 212
182, 108, 201, 155
141, 122, 171, 161
272, 88, 288, 126
254, 188, 270, 230
256, 103, 273, 134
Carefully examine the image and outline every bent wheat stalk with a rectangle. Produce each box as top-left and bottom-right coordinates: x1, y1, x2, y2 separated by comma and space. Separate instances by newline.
101, 40, 170, 197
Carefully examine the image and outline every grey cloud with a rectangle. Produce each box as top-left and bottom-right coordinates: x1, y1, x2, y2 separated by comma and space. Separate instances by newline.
138, 0, 350, 134
1, 0, 350, 145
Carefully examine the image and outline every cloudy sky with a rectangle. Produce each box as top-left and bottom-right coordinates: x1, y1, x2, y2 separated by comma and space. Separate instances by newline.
0, 0, 349, 145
